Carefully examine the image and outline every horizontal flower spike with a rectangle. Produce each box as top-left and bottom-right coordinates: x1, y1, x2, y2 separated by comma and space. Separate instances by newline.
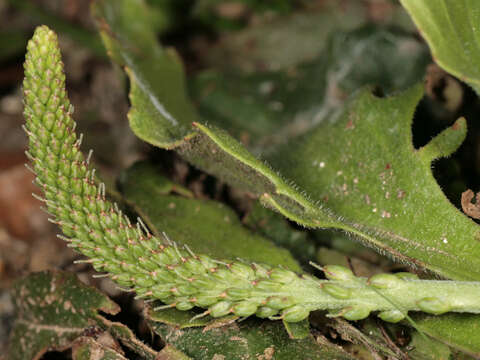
23, 25, 480, 325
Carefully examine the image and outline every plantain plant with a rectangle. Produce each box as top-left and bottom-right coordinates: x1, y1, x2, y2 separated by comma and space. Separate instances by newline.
7, 0, 480, 359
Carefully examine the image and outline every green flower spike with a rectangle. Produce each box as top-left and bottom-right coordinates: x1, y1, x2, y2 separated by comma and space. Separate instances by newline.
23, 25, 480, 323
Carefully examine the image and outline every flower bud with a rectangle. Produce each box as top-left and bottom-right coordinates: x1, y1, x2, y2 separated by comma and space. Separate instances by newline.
394, 272, 418, 281
255, 306, 278, 318
282, 305, 310, 322
266, 296, 296, 310
417, 297, 451, 315
194, 295, 217, 307
323, 265, 355, 281
269, 268, 297, 284
226, 288, 251, 300
368, 273, 403, 289
322, 283, 351, 299
342, 306, 370, 321
255, 280, 281, 292
377, 309, 405, 323
233, 301, 258, 317
230, 263, 254, 279
209, 301, 232, 317
176, 301, 194, 311
253, 264, 270, 278
176, 283, 197, 296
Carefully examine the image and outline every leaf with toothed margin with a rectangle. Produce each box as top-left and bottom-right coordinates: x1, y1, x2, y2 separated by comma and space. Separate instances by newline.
92, 1, 480, 353
93, 0, 480, 281
265, 84, 479, 281
400, 0, 480, 94
150, 85, 480, 281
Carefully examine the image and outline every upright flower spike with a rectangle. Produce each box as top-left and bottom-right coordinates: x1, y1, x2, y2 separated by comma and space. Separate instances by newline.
23, 25, 480, 323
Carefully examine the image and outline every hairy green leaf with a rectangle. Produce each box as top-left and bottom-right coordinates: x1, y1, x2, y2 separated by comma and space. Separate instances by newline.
413, 314, 480, 357
400, 0, 480, 93
91, 1, 480, 353
92, 0, 480, 281
406, 330, 452, 360
92, 0, 196, 148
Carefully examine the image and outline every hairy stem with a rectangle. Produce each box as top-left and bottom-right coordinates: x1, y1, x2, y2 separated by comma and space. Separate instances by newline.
23, 25, 480, 323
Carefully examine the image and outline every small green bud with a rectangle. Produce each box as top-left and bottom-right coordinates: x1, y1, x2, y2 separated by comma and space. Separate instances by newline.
233, 301, 258, 317
114, 273, 133, 287
163, 246, 179, 262
417, 297, 451, 315
226, 288, 251, 300
176, 284, 197, 296
377, 309, 405, 323
323, 265, 355, 281
322, 283, 352, 299
212, 268, 232, 281
132, 245, 149, 260
342, 307, 370, 321
183, 258, 205, 274
394, 272, 418, 281
253, 264, 271, 278
193, 278, 217, 291
209, 301, 232, 317
135, 276, 156, 288
266, 296, 296, 310
230, 263, 254, 279
174, 264, 194, 279
151, 286, 171, 300
194, 296, 218, 307
269, 268, 297, 284
138, 256, 160, 272
198, 255, 216, 269
255, 306, 278, 318
282, 305, 310, 322
368, 273, 403, 289
255, 280, 281, 292
38, 86, 51, 104
176, 301, 194, 311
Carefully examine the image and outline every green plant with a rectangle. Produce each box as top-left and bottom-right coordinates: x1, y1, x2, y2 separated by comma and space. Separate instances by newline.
8, 0, 480, 358
26, 24, 480, 326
